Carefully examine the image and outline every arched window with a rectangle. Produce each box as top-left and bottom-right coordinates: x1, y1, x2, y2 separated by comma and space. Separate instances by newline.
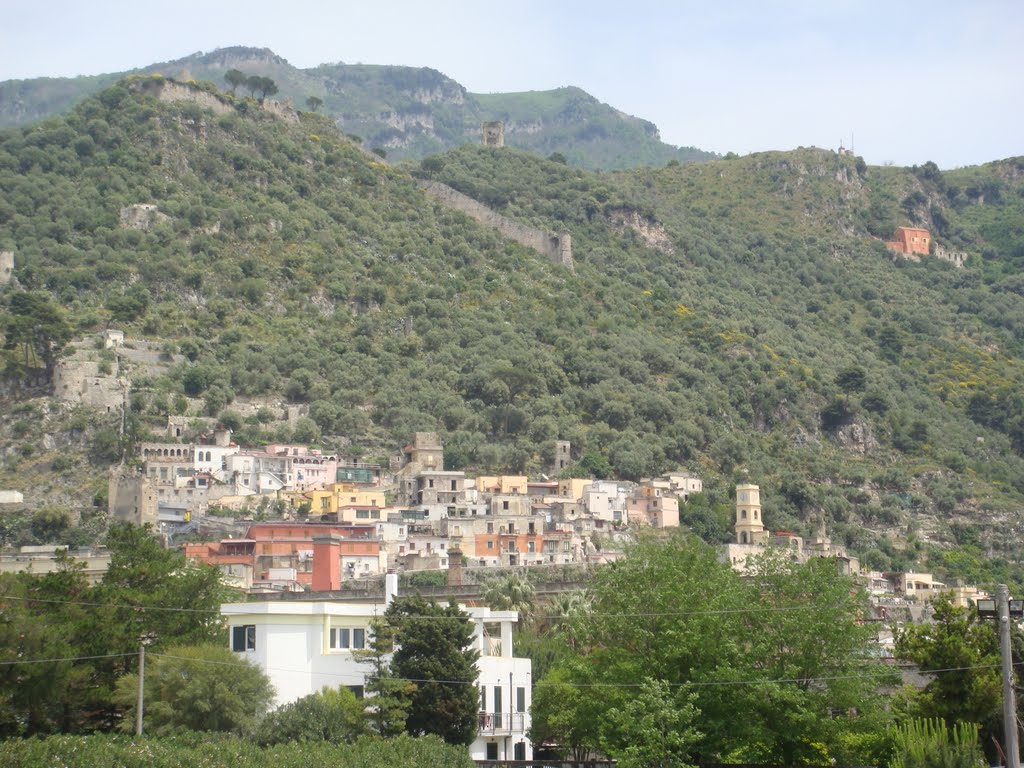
741, 510, 747, 519
741, 531, 748, 544
754, 510, 759, 520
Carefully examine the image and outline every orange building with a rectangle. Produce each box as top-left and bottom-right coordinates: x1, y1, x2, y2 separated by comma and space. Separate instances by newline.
472, 518, 545, 566
185, 522, 383, 587
885, 227, 931, 256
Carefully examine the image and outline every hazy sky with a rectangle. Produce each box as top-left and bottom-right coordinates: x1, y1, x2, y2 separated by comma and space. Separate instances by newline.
2, 0, 1021, 168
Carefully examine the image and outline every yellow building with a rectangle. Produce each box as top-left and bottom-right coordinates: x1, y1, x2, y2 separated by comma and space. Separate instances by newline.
304, 483, 386, 516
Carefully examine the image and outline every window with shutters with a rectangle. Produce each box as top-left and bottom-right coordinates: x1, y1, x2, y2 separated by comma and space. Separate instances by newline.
231, 625, 256, 652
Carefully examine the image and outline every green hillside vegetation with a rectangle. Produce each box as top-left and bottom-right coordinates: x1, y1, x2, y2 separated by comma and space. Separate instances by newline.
2, 76, 1024, 585
0, 47, 716, 170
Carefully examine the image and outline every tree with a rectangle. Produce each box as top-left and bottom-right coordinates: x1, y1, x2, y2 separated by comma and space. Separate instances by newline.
258, 686, 369, 745
420, 156, 445, 177
532, 533, 891, 765
246, 76, 278, 102
224, 69, 246, 94
380, 595, 480, 745
529, 661, 603, 761
306, 96, 323, 112
358, 618, 412, 738
731, 551, 891, 765
0, 526, 234, 735
895, 596, 1003, 742
599, 679, 703, 768
481, 573, 535, 619
260, 77, 279, 101
2, 290, 73, 382
836, 365, 867, 395
84, 524, 233, 728
561, 450, 611, 479
0, 558, 93, 735
113, 644, 274, 735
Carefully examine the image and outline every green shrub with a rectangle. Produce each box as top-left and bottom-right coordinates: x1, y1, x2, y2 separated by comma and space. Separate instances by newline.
889, 718, 984, 768
258, 687, 369, 746
0, 733, 473, 768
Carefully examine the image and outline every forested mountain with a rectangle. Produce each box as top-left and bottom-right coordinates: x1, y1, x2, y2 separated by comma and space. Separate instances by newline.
0, 47, 715, 170
2, 76, 1024, 584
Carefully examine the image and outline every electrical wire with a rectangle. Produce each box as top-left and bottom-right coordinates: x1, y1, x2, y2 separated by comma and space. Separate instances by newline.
0, 652, 136, 667
146, 652, 1012, 690
2, 593, 867, 621
1, 594, 221, 614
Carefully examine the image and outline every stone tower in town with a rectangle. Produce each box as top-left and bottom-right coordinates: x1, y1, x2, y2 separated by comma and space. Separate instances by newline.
481, 121, 505, 147
553, 440, 572, 474
735, 483, 767, 545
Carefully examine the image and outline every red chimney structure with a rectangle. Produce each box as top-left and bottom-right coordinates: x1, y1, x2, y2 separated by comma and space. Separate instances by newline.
312, 534, 342, 591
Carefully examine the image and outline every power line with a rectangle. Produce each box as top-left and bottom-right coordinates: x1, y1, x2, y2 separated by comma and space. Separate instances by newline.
0, 652, 135, 667
1, 594, 221, 614
146, 652, 1012, 690
0, 649, 1006, 691
2, 593, 864, 621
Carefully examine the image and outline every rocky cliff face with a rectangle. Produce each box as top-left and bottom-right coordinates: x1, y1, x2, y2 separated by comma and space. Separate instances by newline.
607, 209, 676, 255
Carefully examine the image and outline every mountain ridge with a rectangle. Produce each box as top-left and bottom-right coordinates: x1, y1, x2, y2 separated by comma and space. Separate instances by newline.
0, 46, 715, 170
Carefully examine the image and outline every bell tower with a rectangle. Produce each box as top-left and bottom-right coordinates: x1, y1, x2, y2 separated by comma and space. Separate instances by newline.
735, 483, 766, 545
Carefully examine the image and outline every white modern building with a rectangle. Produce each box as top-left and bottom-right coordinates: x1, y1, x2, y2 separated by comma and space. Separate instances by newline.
222, 578, 532, 761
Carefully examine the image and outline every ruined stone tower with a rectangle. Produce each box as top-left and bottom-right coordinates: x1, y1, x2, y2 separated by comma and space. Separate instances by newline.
553, 441, 572, 474
0, 251, 13, 285
481, 121, 505, 148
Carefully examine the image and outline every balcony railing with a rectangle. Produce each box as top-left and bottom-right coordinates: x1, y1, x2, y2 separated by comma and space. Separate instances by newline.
478, 711, 527, 734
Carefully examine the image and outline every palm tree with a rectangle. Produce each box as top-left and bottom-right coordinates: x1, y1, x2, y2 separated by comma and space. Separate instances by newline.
546, 590, 591, 652
481, 573, 535, 620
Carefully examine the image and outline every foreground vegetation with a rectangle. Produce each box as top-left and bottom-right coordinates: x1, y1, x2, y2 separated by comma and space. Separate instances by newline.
0, 733, 472, 768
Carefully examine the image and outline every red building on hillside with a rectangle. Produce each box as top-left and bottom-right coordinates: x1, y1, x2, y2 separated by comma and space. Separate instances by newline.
885, 227, 931, 256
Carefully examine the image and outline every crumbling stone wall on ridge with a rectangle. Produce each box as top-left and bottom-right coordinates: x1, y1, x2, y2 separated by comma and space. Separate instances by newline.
261, 97, 300, 125
119, 204, 170, 231
141, 79, 235, 116
418, 181, 573, 270
0, 251, 12, 285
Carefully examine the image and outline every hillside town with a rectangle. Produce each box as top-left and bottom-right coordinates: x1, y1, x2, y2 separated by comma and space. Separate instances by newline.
1, 19, 1020, 763
6, 418, 986, 620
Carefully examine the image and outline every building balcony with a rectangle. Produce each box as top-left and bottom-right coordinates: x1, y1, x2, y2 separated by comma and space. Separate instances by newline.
477, 711, 527, 735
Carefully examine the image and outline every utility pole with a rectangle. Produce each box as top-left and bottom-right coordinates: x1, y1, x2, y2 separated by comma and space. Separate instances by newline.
998, 584, 1020, 768
135, 643, 145, 736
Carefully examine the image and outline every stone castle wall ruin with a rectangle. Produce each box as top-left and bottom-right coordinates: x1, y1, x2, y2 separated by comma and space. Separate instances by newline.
418, 181, 573, 270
